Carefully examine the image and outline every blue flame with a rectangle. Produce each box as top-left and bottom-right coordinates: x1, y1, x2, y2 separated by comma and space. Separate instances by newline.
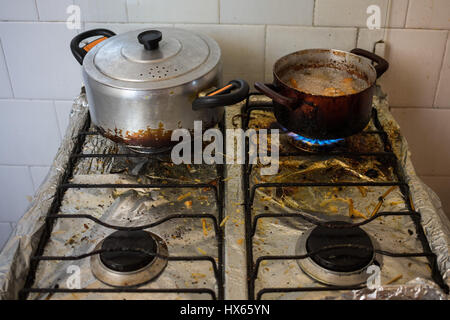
287, 132, 344, 146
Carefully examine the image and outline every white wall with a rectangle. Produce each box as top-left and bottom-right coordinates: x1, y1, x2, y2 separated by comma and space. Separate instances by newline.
0, 0, 449, 249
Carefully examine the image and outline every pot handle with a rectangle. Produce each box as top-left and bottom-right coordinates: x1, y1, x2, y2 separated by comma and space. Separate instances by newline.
350, 48, 389, 78
192, 79, 249, 110
254, 82, 296, 107
70, 29, 116, 65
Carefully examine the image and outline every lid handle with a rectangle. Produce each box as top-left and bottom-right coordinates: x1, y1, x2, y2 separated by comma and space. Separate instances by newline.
138, 30, 162, 50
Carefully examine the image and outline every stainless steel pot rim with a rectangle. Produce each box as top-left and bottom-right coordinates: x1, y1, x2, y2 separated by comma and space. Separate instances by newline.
83, 28, 221, 91
273, 48, 378, 96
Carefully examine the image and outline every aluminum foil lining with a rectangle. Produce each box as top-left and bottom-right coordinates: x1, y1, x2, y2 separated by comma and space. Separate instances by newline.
0, 93, 89, 300
341, 278, 447, 300
0, 86, 449, 300
241, 89, 449, 300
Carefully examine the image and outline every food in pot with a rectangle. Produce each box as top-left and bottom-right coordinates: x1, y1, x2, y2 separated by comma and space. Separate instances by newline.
286, 66, 369, 96
255, 48, 389, 139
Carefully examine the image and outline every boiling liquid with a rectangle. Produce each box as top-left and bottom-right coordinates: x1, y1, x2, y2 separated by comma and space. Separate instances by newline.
285, 66, 369, 96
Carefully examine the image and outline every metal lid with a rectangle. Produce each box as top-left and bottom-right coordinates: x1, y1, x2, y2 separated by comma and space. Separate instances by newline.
83, 28, 221, 90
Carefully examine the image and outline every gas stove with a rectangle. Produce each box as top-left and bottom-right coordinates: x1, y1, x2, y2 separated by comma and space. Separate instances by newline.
241, 93, 449, 299
0, 87, 449, 300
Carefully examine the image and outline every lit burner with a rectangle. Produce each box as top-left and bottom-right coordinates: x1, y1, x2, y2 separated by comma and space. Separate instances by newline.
287, 132, 344, 146
285, 131, 345, 152
273, 122, 346, 152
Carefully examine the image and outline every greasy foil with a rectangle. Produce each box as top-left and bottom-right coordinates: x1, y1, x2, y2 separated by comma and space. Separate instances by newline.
244, 88, 449, 300
0, 86, 449, 300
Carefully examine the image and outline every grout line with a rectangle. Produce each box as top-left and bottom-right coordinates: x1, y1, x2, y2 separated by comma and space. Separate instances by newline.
420, 175, 450, 178
218, 0, 221, 24
0, 40, 15, 98
0, 98, 59, 102
52, 100, 63, 141
404, 0, 411, 28
27, 166, 37, 192
0, 19, 447, 31
384, 0, 391, 31
263, 24, 267, 78
0, 163, 51, 167
403, 0, 410, 28
355, 27, 360, 48
33, 0, 40, 21
312, 0, 316, 27
390, 105, 442, 110
432, 31, 449, 109
124, 0, 129, 23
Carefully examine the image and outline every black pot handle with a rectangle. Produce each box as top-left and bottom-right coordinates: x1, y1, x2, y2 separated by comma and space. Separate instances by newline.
254, 82, 296, 108
350, 48, 389, 78
70, 29, 116, 65
192, 79, 249, 110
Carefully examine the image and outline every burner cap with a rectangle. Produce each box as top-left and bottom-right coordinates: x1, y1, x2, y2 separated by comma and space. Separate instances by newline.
91, 231, 168, 287
100, 230, 157, 272
306, 221, 374, 272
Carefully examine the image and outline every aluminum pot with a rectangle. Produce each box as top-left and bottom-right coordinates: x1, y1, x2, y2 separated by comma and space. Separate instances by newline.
71, 28, 249, 152
255, 48, 388, 139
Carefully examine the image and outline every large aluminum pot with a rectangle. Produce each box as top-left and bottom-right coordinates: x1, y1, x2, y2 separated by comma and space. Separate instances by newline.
71, 28, 249, 152
255, 48, 388, 140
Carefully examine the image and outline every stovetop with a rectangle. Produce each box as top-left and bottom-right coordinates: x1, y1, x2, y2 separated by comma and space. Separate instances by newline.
241, 94, 448, 299
1, 89, 449, 300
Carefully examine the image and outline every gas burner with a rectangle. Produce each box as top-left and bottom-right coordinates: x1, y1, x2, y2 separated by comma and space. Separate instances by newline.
91, 230, 168, 287
287, 132, 345, 152
295, 221, 379, 286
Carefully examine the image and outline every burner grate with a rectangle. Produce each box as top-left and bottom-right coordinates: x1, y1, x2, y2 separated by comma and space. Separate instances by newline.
19, 112, 226, 300
242, 93, 449, 300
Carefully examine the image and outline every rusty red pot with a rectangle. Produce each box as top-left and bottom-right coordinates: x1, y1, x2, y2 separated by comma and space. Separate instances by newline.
255, 48, 389, 139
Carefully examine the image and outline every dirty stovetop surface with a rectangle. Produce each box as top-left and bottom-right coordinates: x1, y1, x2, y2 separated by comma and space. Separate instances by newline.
1, 88, 448, 300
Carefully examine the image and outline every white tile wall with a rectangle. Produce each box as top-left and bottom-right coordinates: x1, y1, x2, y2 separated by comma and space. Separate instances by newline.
0, 100, 61, 166
0, 22, 82, 99
83, 22, 174, 34
0, 40, 13, 98
0, 165, 34, 222
265, 26, 357, 80
391, 108, 450, 176
220, 0, 314, 25
0, 222, 13, 251
435, 35, 450, 109
175, 24, 265, 86
36, 0, 74, 22
30, 166, 50, 192
0, 0, 39, 21
74, 0, 127, 23
127, 0, 218, 23
421, 176, 450, 216
406, 0, 450, 29
54, 100, 74, 138
315, 0, 409, 28
358, 28, 448, 107
0, 0, 450, 233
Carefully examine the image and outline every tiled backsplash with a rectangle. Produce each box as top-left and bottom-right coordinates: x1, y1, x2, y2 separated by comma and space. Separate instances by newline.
0, 0, 449, 250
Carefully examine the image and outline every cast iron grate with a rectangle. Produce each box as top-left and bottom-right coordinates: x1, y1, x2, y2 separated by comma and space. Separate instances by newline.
241, 93, 449, 300
19, 111, 226, 300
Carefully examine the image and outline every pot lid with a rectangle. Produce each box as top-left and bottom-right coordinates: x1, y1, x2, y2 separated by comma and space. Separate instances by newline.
83, 28, 221, 90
